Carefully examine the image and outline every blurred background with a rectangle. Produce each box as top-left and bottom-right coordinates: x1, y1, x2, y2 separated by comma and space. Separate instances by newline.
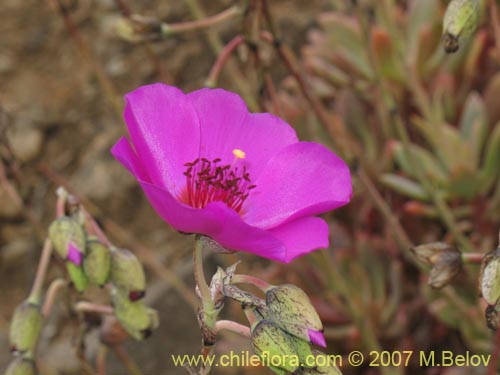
0, 0, 499, 374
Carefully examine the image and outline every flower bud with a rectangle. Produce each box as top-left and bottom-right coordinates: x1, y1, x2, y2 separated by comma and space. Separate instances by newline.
265, 284, 325, 346
412, 242, 462, 289
4, 357, 37, 375
480, 247, 500, 306
9, 301, 43, 354
114, 15, 171, 43
48, 217, 86, 264
110, 248, 146, 301
83, 239, 111, 287
442, 0, 480, 53
111, 289, 158, 341
66, 262, 89, 293
251, 320, 313, 374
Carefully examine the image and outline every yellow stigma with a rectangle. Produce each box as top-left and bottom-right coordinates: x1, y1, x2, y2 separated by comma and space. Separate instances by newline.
232, 149, 246, 159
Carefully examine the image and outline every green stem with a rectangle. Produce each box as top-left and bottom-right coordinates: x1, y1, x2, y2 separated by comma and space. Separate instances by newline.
462, 252, 484, 264
193, 235, 212, 305
193, 235, 218, 346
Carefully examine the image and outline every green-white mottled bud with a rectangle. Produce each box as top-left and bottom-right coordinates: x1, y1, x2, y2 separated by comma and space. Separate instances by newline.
48, 217, 86, 261
251, 320, 314, 374
266, 285, 325, 346
4, 357, 37, 375
480, 247, 500, 306
83, 239, 111, 286
110, 248, 146, 301
442, 0, 480, 53
112, 289, 158, 341
9, 301, 43, 354
66, 262, 89, 293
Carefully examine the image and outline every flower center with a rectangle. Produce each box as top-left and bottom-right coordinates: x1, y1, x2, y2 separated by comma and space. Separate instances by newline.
181, 149, 256, 212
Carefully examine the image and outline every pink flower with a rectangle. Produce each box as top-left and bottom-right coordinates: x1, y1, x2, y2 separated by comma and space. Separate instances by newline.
111, 84, 351, 263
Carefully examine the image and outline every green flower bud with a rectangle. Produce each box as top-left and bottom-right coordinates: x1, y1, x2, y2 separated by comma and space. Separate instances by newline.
480, 247, 500, 306
112, 289, 158, 341
265, 285, 324, 345
4, 357, 37, 375
442, 0, 480, 53
83, 239, 111, 286
251, 319, 314, 374
9, 301, 43, 354
66, 262, 89, 293
110, 248, 146, 301
48, 217, 86, 261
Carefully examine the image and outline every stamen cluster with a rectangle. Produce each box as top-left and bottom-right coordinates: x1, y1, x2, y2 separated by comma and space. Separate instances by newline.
182, 157, 256, 212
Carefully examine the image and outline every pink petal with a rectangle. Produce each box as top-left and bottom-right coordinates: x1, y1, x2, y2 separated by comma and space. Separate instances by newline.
137, 181, 287, 261
187, 88, 298, 179
243, 142, 352, 229
124, 84, 201, 196
67, 242, 83, 266
269, 217, 329, 263
308, 329, 327, 348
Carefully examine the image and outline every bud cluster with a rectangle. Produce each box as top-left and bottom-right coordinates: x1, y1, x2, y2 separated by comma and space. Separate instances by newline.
246, 284, 341, 375
48, 212, 158, 341
6, 192, 160, 373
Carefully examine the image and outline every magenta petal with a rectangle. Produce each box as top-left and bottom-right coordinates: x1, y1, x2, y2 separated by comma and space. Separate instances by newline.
124, 84, 201, 195
111, 137, 150, 182
187, 88, 298, 179
243, 142, 352, 228
308, 329, 327, 348
137, 181, 287, 261
67, 242, 83, 266
269, 217, 329, 263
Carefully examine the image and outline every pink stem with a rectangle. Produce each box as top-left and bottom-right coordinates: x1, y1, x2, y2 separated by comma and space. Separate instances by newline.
206, 35, 245, 87
231, 274, 273, 292
215, 320, 251, 338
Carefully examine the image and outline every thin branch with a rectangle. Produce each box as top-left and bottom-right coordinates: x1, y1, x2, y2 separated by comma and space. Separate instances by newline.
206, 35, 245, 87
214, 320, 251, 337
28, 239, 53, 305
42, 278, 68, 317
112, 345, 144, 375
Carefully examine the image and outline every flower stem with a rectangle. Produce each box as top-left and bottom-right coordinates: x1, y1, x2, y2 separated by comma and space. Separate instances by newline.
193, 235, 217, 345
205, 35, 245, 88
194, 235, 212, 304
42, 278, 67, 317
166, 6, 241, 35
112, 345, 144, 375
461, 252, 484, 264
231, 274, 273, 292
215, 320, 251, 338
75, 302, 114, 315
28, 239, 53, 305
96, 344, 108, 375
